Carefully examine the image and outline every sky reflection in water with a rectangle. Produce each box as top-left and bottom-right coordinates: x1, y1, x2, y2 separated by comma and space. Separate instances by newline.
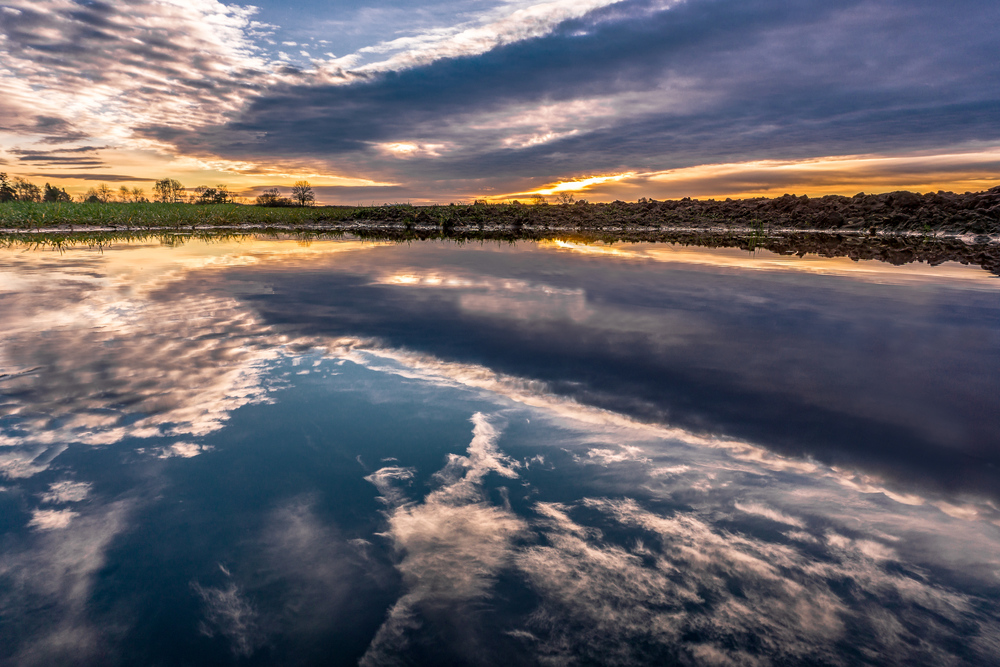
0, 237, 998, 666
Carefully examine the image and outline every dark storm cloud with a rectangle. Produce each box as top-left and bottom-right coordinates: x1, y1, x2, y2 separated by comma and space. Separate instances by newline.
139, 0, 1000, 186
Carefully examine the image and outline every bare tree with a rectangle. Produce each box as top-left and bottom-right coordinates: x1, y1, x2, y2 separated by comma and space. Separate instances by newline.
291, 180, 315, 207
555, 192, 576, 204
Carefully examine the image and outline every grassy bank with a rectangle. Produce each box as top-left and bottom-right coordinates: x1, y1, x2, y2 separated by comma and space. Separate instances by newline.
2, 186, 999, 235
0, 201, 350, 229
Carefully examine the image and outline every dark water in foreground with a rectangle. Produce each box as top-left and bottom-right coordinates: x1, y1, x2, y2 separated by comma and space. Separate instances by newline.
0, 237, 998, 666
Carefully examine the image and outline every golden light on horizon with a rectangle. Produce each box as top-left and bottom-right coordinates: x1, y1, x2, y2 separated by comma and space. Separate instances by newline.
488, 148, 1000, 204
517, 172, 637, 198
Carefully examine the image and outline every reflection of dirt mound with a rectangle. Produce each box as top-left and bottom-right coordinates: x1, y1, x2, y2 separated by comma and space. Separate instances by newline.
351, 228, 1000, 277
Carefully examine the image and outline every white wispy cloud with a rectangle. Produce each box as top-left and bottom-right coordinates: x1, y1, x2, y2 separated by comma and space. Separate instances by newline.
361, 414, 526, 664
192, 582, 262, 657
0, 501, 131, 663
0, 0, 296, 166
39, 480, 91, 504
27, 508, 78, 531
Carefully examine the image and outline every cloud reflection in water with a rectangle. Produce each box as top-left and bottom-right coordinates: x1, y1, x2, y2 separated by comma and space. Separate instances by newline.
0, 237, 997, 665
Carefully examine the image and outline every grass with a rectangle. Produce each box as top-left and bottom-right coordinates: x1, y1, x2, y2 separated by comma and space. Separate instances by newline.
0, 201, 350, 229
0, 200, 542, 231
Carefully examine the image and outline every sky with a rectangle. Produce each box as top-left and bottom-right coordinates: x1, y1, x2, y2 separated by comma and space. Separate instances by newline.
1, 0, 999, 203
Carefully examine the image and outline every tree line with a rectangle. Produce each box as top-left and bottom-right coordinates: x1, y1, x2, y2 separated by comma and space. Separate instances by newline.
0, 174, 316, 207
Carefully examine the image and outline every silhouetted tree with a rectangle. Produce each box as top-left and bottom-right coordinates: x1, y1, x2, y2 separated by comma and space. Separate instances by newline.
193, 185, 233, 204
12, 177, 41, 202
254, 187, 292, 207
84, 183, 114, 203
555, 192, 575, 204
116, 185, 148, 203
291, 180, 314, 207
153, 178, 185, 203
43, 183, 72, 202
0, 173, 18, 202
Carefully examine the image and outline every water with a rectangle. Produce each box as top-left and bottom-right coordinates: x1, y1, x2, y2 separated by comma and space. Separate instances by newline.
0, 236, 998, 665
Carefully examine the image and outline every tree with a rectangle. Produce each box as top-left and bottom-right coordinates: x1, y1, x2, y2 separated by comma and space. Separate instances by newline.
84, 183, 114, 203
192, 185, 233, 205
153, 178, 185, 203
43, 183, 72, 202
291, 180, 315, 207
115, 185, 147, 203
0, 173, 18, 202
12, 177, 41, 202
555, 192, 576, 204
255, 187, 292, 207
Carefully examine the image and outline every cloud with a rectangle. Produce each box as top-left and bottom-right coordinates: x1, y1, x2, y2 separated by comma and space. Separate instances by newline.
733, 501, 806, 529
0, 0, 290, 154
361, 414, 527, 664
512, 496, 1000, 665
39, 481, 92, 505
192, 582, 262, 658
365, 466, 416, 506
137, 0, 1000, 198
28, 173, 157, 182
0, 239, 381, 480
27, 509, 78, 531
146, 442, 212, 459
0, 501, 131, 664
2, 0, 996, 197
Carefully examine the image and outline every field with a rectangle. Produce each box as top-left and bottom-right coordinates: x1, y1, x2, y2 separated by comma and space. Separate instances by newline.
1, 186, 999, 236
0, 201, 348, 229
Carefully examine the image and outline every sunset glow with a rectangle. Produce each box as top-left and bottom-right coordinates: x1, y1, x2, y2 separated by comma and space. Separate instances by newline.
1, 0, 997, 202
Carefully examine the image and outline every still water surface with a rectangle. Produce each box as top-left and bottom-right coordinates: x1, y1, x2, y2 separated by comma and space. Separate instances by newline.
1, 237, 998, 665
